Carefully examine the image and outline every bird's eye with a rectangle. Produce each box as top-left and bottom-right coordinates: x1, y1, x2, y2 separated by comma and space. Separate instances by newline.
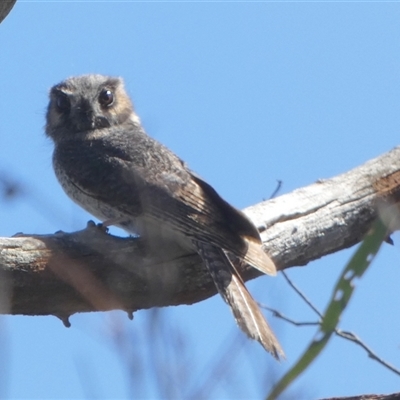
98, 89, 114, 107
55, 93, 70, 113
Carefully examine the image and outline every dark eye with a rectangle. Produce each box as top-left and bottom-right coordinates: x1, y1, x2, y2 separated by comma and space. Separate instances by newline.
98, 89, 114, 107
55, 93, 70, 113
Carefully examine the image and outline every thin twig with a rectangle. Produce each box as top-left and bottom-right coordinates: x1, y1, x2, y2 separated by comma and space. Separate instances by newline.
281, 271, 323, 319
258, 304, 319, 327
269, 180, 282, 200
259, 273, 400, 377
335, 329, 400, 377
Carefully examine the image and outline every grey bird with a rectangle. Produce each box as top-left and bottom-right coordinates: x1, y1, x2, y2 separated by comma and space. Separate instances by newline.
45, 74, 284, 358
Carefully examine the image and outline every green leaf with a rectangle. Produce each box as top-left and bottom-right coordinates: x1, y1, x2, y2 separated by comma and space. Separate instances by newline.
266, 218, 387, 400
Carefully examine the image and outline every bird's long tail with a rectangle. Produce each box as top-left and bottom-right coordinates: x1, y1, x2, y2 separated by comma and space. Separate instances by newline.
192, 240, 284, 359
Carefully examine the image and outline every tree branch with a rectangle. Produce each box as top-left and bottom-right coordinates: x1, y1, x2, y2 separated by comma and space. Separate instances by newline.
320, 392, 400, 400
1, 147, 400, 317
0, 0, 16, 24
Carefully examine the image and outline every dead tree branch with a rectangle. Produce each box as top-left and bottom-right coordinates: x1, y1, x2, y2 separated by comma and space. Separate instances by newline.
1, 147, 400, 318
320, 392, 400, 400
0, 0, 16, 24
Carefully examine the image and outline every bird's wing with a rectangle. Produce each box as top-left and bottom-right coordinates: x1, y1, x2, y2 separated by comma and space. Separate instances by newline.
189, 172, 276, 276
55, 135, 276, 275
133, 169, 276, 275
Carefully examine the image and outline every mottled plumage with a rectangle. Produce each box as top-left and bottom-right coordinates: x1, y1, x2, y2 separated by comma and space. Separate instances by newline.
46, 74, 283, 358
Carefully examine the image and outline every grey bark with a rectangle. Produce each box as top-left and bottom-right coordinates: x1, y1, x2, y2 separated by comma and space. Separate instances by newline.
0, 147, 399, 318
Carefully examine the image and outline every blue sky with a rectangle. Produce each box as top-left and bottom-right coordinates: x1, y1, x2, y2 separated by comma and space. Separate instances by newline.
1, 2, 400, 399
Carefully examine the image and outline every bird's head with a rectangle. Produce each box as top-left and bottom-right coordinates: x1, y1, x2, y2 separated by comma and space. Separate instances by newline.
46, 74, 137, 143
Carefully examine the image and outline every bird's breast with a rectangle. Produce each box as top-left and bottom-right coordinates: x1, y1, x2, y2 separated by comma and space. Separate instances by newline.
53, 157, 136, 225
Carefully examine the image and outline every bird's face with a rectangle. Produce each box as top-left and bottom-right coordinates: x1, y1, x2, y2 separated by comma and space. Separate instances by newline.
45, 74, 135, 143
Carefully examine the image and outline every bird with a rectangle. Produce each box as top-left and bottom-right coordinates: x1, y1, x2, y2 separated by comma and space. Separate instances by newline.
45, 74, 284, 359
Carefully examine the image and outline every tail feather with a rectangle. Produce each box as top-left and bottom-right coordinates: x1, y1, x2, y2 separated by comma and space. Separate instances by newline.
193, 239, 284, 359
243, 237, 277, 276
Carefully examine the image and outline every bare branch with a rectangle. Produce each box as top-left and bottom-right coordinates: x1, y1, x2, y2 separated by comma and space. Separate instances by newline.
335, 330, 400, 377
260, 268, 400, 378
0, 0, 16, 24
320, 392, 400, 400
1, 147, 400, 317
281, 271, 323, 319
261, 303, 400, 377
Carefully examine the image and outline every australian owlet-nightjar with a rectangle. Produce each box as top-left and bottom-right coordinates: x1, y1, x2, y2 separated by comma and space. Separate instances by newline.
45, 74, 284, 359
